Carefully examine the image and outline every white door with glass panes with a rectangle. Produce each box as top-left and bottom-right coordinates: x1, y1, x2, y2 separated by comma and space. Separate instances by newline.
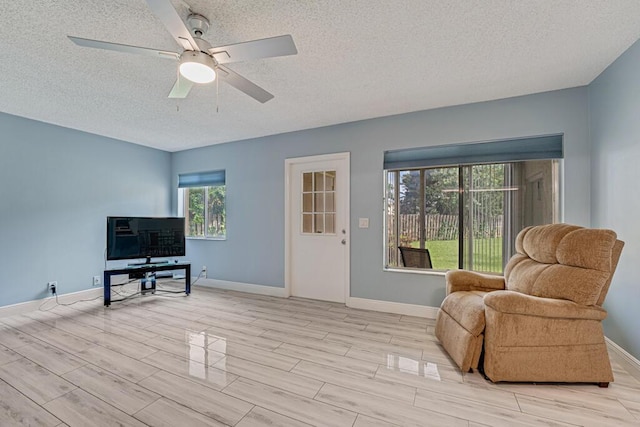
286, 153, 349, 302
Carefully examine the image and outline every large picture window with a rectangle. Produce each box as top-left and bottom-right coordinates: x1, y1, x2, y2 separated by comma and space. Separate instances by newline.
384, 136, 562, 273
178, 170, 226, 239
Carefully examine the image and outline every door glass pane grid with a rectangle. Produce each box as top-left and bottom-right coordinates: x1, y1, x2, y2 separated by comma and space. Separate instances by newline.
301, 170, 336, 234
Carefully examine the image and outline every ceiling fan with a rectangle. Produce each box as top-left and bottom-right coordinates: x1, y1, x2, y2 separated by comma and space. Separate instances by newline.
68, 0, 297, 103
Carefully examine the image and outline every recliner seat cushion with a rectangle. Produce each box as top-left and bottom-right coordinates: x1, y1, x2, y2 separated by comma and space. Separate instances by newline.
440, 291, 487, 336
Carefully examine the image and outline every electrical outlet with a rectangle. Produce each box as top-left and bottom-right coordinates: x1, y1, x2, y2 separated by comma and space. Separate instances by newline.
202, 266, 207, 278
47, 281, 57, 294
93, 276, 101, 286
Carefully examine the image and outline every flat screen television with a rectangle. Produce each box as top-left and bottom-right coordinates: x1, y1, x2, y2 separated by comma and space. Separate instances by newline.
106, 216, 185, 263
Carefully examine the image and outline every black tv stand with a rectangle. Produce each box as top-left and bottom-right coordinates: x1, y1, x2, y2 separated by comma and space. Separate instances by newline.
103, 262, 191, 306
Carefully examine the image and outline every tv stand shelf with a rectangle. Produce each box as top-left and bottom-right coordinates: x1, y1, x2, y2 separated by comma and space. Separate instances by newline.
103, 262, 191, 307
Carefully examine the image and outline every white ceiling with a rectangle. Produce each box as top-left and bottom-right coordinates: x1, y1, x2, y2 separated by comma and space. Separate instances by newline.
1, 1, 640, 152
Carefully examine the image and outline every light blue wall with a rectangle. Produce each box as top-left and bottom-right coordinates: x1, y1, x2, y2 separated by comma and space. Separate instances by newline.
0, 113, 171, 306
172, 87, 591, 306
589, 38, 640, 360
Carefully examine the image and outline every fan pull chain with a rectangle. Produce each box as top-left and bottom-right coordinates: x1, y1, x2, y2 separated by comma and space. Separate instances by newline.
176, 67, 180, 112
216, 74, 219, 113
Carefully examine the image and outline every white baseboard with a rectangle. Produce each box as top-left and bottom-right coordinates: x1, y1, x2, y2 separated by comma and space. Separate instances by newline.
192, 279, 439, 319
606, 336, 640, 374
194, 278, 287, 297
0, 288, 103, 318
347, 297, 439, 319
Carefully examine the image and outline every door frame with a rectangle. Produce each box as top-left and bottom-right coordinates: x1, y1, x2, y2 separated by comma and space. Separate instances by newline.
284, 152, 350, 300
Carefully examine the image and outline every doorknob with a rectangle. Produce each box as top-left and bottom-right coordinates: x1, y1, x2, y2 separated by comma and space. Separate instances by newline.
341, 239, 346, 245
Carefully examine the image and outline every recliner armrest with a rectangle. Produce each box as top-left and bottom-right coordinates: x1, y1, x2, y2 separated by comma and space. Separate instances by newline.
483, 290, 607, 320
446, 270, 505, 295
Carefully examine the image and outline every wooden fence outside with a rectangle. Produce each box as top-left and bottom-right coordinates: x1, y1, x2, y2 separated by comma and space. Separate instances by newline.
388, 214, 503, 242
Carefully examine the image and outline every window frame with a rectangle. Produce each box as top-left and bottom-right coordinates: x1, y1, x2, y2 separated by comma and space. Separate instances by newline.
383, 160, 561, 274
178, 184, 227, 241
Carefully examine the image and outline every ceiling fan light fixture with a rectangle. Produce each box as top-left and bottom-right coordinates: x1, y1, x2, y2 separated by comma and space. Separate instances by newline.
179, 51, 216, 84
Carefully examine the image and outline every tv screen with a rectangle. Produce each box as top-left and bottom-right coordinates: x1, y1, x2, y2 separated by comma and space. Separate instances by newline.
106, 217, 185, 261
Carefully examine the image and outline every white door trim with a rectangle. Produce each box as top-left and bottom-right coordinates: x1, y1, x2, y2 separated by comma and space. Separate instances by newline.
284, 152, 350, 300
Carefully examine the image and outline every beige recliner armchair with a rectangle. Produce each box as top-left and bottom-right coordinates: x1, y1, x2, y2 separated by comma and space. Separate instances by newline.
435, 223, 624, 386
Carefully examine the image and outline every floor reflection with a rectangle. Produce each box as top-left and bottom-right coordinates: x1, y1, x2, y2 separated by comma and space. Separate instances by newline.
387, 354, 441, 381
186, 330, 212, 377
183, 330, 234, 381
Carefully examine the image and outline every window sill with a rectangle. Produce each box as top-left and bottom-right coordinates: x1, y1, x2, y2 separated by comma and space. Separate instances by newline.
186, 236, 226, 241
383, 267, 447, 277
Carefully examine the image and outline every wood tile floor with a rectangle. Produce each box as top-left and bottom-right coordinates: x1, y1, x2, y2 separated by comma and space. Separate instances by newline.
0, 282, 639, 426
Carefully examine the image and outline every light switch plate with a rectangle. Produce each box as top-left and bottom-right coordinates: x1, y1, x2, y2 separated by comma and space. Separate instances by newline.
358, 218, 369, 228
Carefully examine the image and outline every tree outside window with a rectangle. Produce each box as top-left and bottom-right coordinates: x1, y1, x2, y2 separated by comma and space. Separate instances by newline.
184, 185, 226, 238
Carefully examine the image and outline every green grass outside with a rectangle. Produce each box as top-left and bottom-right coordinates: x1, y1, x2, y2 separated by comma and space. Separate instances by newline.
410, 238, 503, 272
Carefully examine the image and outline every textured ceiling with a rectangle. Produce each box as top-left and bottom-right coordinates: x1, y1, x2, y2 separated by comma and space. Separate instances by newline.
1, 1, 640, 152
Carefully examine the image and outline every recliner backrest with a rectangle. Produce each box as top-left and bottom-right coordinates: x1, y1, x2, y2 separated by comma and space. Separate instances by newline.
503, 224, 619, 306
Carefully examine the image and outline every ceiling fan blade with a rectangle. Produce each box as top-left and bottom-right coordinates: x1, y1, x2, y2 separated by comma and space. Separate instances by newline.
146, 0, 198, 51
209, 35, 297, 64
168, 75, 194, 98
217, 66, 274, 103
68, 36, 179, 60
